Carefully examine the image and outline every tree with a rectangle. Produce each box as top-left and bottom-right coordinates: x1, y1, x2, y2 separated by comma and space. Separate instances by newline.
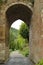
19, 23, 29, 41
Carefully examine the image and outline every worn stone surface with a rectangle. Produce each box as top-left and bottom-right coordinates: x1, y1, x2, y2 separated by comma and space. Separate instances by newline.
29, 0, 43, 63
0, 0, 43, 64
0, 51, 34, 65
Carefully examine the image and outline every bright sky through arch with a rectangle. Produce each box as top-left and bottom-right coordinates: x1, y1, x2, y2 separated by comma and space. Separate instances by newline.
11, 19, 24, 30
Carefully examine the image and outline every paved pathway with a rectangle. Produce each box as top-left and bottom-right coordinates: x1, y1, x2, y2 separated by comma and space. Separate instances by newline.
0, 51, 34, 65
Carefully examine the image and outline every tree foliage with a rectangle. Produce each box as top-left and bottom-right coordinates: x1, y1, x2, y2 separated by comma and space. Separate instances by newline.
9, 27, 29, 57
19, 23, 29, 41
9, 28, 19, 51
16, 35, 26, 50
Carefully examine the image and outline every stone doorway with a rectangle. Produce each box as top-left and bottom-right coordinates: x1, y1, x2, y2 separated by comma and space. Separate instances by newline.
5, 3, 32, 62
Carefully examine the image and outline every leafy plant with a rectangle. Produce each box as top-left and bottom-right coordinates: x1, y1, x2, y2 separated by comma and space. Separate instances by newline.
0, 0, 7, 5
0, 0, 3, 3
36, 59, 43, 65
20, 47, 29, 57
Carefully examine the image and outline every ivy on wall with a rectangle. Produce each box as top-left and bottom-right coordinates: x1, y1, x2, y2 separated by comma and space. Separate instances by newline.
0, 0, 7, 4
0, 0, 3, 4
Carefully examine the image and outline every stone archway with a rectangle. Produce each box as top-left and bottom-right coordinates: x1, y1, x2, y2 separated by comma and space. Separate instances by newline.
0, 2, 32, 63
6, 3, 32, 26
5, 3, 32, 60
1, 0, 43, 64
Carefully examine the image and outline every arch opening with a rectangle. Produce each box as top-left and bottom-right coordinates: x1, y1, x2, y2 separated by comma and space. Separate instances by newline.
9, 19, 29, 57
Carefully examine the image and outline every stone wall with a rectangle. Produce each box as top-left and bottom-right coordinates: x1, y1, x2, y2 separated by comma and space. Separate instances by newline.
29, 0, 43, 63
0, 24, 5, 62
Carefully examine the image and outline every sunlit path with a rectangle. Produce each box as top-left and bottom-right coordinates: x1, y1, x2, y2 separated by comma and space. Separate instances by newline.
1, 51, 34, 65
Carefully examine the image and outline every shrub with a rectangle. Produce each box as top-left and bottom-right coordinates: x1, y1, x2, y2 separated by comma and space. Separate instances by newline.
36, 59, 43, 65
20, 47, 29, 57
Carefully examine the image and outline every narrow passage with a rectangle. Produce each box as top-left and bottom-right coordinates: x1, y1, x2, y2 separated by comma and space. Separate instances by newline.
1, 50, 34, 65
